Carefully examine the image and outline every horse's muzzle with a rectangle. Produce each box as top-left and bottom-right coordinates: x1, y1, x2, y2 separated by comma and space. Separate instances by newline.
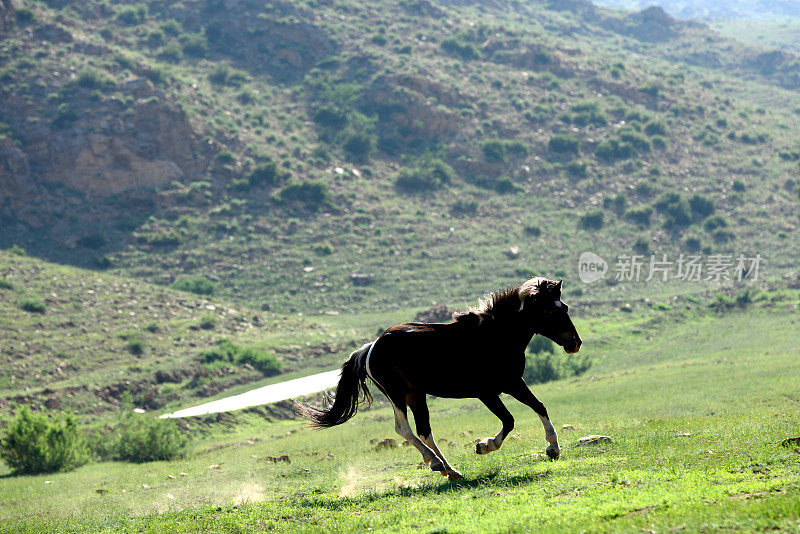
564, 335, 582, 354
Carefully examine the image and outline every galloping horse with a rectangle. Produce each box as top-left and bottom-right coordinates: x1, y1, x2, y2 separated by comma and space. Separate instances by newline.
296, 277, 582, 480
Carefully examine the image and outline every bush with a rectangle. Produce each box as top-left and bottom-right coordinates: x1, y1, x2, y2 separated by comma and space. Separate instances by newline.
482, 139, 507, 163
249, 160, 286, 187
8, 244, 26, 256
395, 158, 453, 192
595, 138, 633, 162
565, 160, 588, 179
654, 192, 692, 228
180, 33, 209, 57
126, 335, 145, 355
77, 233, 106, 249
15, 7, 36, 24
495, 176, 520, 194
441, 38, 480, 60
208, 64, 247, 87
704, 214, 729, 232
625, 206, 653, 226
75, 68, 115, 91
115, 4, 147, 25
113, 409, 186, 463
19, 297, 45, 314
279, 179, 331, 208
199, 315, 216, 330
523, 348, 593, 385
200, 340, 281, 376
0, 277, 13, 290
343, 130, 376, 161
689, 194, 715, 217
0, 406, 89, 475
548, 134, 580, 154
644, 120, 667, 136
578, 210, 604, 230
171, 276, 217, 296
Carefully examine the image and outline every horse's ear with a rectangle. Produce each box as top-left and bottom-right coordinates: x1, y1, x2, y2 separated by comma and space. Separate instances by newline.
554, 279, 563, 296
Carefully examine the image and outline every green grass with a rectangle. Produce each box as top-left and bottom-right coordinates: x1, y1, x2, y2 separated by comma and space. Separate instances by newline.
2, 308, 798, 532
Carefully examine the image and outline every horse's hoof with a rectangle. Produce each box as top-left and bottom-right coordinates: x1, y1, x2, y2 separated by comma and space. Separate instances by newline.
446, 470, 464, 481
545, 445, 561, 460
430, 458, 445, 472
475, 437, 495, 455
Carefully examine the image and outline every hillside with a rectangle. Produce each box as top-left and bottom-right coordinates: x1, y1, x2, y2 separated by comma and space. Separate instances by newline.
1, 0, 798, 318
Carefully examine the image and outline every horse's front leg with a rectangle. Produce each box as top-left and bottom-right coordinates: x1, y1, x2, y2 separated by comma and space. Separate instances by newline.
476, 395, 514, 455
507, 379, 560, 459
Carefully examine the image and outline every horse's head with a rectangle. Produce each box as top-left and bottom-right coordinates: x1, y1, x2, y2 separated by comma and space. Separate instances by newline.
519, 277, 582, 353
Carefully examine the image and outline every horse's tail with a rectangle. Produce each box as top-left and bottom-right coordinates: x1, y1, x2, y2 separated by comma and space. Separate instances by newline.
295, 342, 374, 428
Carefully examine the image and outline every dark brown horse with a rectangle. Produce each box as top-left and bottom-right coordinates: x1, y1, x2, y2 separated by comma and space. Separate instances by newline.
297, 277, 582, 480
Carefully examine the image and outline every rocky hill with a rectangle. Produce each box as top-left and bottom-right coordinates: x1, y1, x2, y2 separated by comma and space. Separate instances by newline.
1, 0, 798, 315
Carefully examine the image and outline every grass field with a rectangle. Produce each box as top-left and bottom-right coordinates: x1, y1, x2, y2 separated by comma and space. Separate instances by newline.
2, 306, 798, 532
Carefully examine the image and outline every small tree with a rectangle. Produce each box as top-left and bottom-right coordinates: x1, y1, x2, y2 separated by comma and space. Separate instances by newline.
113, 411, 187, 463
0, 406, 89, 475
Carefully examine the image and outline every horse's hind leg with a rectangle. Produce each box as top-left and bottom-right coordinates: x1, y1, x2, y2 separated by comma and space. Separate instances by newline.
476, 395, 514, 455
407, 391, 463, 480
507, 379, 560, 459
387, 393, 447, 474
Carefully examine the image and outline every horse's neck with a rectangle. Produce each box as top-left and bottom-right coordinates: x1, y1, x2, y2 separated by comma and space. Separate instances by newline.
495, 319, 537, 353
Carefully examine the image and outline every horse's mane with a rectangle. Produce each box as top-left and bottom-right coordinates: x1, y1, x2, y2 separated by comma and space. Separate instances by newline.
453, 277, 546, 326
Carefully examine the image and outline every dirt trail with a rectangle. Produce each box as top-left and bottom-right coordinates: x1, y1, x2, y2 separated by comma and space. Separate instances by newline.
160, 370, 339, 418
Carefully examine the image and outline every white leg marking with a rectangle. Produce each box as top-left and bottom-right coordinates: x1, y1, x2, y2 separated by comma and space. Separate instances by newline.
476, 430, 505, 454
391, 404, 441, 468
539, 414, 561, 459
420, 434, 463, 480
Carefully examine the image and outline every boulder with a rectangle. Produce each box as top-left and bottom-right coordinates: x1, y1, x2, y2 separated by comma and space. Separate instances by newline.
575, 435, 612, 447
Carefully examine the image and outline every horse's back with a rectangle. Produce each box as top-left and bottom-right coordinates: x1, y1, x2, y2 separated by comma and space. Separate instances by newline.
369, 321, 523, 398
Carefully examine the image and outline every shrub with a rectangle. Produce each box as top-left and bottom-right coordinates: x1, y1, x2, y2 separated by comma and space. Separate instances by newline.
171, 276, 217, 296
0, 277, 13, 290
279, 179, 331, 208
548, 134, 580, 154
595, 138, 633, 162
158, 42, 183, 63
235, 346, 282, 375
619, 129, 652, 153
625, 206, 653, 226
19, 297, 45, 314
565, 160, 588, 179
451, 198, 478, 217
731, 180, 746, 192
703, 214, 729, 232
115, 4, 147, 25
528, 335, 555, 355
249, 160, 286, 186
123, 335, 144, 356
0, 406, 89, 475
94, 255, 113, 269
208, 65, 247, 87
578, 210, 604, 230
52, 103, 79, 129
688, 194, 715, 217
112, 410, 186, 463
523, 347, 593, 385
482, 139, 507, 163
495, 176, 520, 194
8, 244, 26, 256
180, 33, 209, 57
15, 7, 36, 24
644, 120, 667, 136
75, 68, 115, 90
395, 158, 453, 192
199, 315, 216, 330
654, 192, 692, 228
343, 130, 376, 161
200, 340, 281, 376
441, 38, 480, 60
77, 233, 106, 249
